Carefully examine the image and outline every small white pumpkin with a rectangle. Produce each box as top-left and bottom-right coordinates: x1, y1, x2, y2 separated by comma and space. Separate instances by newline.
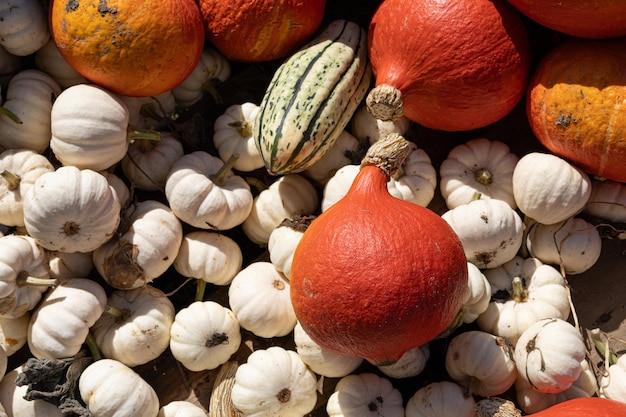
304, 130, 367, 185
169, 300, 241, 372
242, 174, 319, 245
174, 230, 243, 287
118, 91, 177, 130
23, 166, 121, 253
584, 178, 626, 224
0, 149, 54, 227
445, 330, 517, 397
228, 262, 296, 338
599, 353, 626, 402
91, 285, 176, 367
0, 69, 61, 153
44, 249, 94, 280
0, 366, 64, 417
440, 138, 519, 210
0, 234, 53, 319
213, 102, 264, 172
0, 313, 29, 356
476, 256, 570, 346
50, 83, 133, 171
28, 277, 107, 359
79, 358, 160, 417
0, 44, 21, 79
100, 170, 131, 210
526, 216, 602, 274
376, 344, 430, 379
461, 262, 492, 324
326, 373, 404, 417
442, 197, 523, 269
514, 318, 585, 394
165, 150, 253, 230
293, 321, 363, 378
121, 130, 185, 191
267, 215, 314, 280
172, 47, 231, 107
231, 346, 318, 417
405, 380, 476, 417
0, 0, 50, 56
93, 199, 183, 290
157, 401, 209, 417
512, 152, 592, 225
350, 103, 411, 146
516, 359, 598, 414
33, 37, 88, 88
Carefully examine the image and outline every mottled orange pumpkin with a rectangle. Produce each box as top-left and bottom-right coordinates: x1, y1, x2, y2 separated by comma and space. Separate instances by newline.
526, 37, 626, 183
198, 0, 327, 63
49, 0, 205, 97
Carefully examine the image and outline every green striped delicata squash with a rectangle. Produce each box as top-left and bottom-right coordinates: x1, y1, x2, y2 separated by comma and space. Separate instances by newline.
254, 19, 372, 175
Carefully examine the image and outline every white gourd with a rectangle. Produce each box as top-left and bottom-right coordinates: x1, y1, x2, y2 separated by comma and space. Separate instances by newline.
0, 366, 64, 417
172, 47, 231, 107
0, 45, 21, 78
33, 38, 88, 88
0, 313, 29, 356
376, 344, 430, 379
304, 130, 367, 185
461, 262, 492, 323
326, 373, 404, 417
405, 381, 476, 417
0, 0, 50, 56
44, 249, 94, 280
584, 178, 626, 224
267, 215, 314, 280
350, 103, 411, 146
0, 346, 6, 381
599, 353, 626, 402
157, 401, 209, 417
118, 91, 177, 130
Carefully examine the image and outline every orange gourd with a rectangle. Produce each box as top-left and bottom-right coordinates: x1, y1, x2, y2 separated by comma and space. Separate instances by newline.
49, 0, 205, 97
198, 0, 327, 63
366, 0, 531, 132
505, 0, 626, 39
526, 397, 626, 416
526, 37, 626, 183
290, 134, 468, 366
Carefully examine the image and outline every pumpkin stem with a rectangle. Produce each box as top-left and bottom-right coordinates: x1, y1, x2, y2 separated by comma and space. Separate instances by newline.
0, 169, 21, 191
127, 126, 161, 142
195, 278, 207, 302
360, 132, 411, 178
103, 305, 132, 323
246, 176, 268, 193
228, 120, 253, 138
590, 328, 618, 366
511, 276, 527, 302
209, 153, 239, 185
202, 78, 224, 104
85, 331, 102, 361
469, 192, 482, 202
365, 84, 404, 121
0, 106, 23, 124
474, 168, 493, 186
16, 271, 58, 288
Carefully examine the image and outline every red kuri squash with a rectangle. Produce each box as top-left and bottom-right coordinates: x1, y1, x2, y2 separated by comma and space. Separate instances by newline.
527, 397, 626, 416
198, 0, 327, 63
505, 0, 626, 39
366, 0, 532, 132
526, 37, 626, 183
290, 134, 468, 366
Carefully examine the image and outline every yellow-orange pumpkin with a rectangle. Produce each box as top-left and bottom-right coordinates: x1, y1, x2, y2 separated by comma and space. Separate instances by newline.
526, 37, 626, 183
198, 0, 327, 63
49, 0, 205, 97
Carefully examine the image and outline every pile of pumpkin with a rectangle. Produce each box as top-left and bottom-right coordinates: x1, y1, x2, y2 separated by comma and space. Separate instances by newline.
1, 0, 626, 416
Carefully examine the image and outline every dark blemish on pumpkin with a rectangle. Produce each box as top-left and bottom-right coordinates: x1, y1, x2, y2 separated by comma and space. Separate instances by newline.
206, 332, 229, 348
98, 0, 117, 16
475, 251, 495, 266
66, 0, 79, 12
162, 256, 169, 261
555, 111, 579, 128
276, 388, 291, 403
480, 214, 489, 223
453, 351, 460, 360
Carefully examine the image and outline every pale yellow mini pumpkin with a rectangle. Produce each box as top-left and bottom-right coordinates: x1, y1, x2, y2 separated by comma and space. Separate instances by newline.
44, 249, 94, 280
91, 285, 176, 367
228, 261, 296, 338
157, 401, 209, 417
599, 353, 626, 403
165, 151, 253, 230
0, 0, 50, 56
79, 359, 160, 417
231, 346, 317, 417
172, 47, 231, 107
0, 366, 63, 417
326, 373, 404, 417
513, 152, 591, 225
93, 199, 183, 290
0, 149, 54, 227
28, 277, 107, 359
118, 91, 177, 130
376, 344, 430, 379
0, 313, 29, 356
584, 178, 626, 224
461, 262, 492, 323
0, 69, 61, 153
405, 381, 476, 417
304, 130, 367, 185
23, 166, 121, 253
213, 102, 264, 172
267, 215, 314, 280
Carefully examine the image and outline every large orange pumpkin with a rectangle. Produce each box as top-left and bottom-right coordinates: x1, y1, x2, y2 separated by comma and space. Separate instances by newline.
505, 0, 626, 39
49, 0, 205, 97
526, 37, 626, 183
198, 0, 327, 63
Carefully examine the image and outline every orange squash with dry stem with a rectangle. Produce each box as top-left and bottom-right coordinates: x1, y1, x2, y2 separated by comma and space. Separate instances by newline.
526, 37, 626, 183
49, 0, 205, 97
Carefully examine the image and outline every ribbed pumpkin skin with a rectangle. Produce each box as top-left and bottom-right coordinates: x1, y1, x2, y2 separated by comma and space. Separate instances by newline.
290, 165, 468, 366
49, 0, 204, 97
367, 0, 531, 131
198, 0, 327, 62
526, 37, 626, 183
527, 397, 626, 416
505, 0, 626, 39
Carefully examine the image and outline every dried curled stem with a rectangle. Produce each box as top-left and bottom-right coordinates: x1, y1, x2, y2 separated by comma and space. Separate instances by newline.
366, 84, 404, 121
361, 132, 411, 178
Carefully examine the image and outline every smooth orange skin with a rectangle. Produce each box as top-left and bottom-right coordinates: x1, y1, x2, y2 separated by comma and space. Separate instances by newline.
49, 0, 205, 97
198, 0, 327, 63
290, 165, 468, 366
368, 0, 531, 132
527, 397, 626, 416
527, 37, 626, 183
506, 0, 626, 39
